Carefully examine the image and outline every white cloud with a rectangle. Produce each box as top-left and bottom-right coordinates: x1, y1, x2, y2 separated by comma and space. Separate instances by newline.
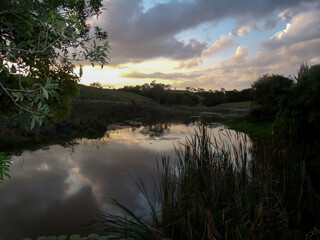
178, 58, 203, 69
264, 8, 320, 49
202, 36, 234, 57
232, 25, 252, 37
310, 57, 320, 63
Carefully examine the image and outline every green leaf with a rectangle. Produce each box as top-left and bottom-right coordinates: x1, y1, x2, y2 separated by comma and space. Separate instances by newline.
36, 237, 47, 240
30, 116, 36, 130
57, 236, 67, 240
47, 236, 57, 240
69, 234, 81, 240
4, 172, 11, 178
42, 88, 49, 100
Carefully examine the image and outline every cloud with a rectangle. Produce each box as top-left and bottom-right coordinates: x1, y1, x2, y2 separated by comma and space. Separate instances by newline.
178, 58, 203, 69
120, 45, 253, 89
264, 19, 278, 30
121, 71, 203, 80
232, 46, 250, 63
120, 6, 320, 91
196, 6, 320, 89
95, 0, 316, 65
262, 8, 320, 50
231, 25, 253, 37
202, 36, 234, 57
248, 6, 320, 72
310, 57, 320, 64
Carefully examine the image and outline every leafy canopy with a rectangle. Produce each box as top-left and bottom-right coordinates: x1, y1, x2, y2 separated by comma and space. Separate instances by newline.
0, 0, 109, 129
250, 74, 293, 122
274, 64, 320, 145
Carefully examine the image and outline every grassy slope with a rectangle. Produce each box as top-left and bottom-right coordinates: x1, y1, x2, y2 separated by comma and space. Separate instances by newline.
214, 101, 251, 108
210, 101, 272, 139
78, 85, 155, 104
224, 117, 272, 139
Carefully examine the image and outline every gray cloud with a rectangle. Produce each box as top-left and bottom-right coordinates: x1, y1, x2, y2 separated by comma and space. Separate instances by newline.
96, 0, 316, 65
121, 71, 203, 80
264, 19, 278, 30
261, 9, 320, 50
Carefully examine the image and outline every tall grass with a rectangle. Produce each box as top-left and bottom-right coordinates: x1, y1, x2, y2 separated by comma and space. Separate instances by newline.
93, 126, 320, 239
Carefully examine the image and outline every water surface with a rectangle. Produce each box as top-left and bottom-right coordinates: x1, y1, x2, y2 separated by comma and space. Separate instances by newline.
0, 120, 247, 239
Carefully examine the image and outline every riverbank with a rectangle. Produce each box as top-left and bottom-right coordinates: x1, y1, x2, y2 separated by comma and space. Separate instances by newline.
0, 100, 173, 152
224, 117, 272, 139
0, 85, 252, 152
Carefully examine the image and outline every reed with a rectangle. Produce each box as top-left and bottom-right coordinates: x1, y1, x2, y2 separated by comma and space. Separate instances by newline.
93, 126, 320, 239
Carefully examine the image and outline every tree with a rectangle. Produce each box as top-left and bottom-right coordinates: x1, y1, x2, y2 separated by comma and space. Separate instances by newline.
274, 64, 320, 145
250, 74, 293, 122
0, 0, 109, 129
90, 82, 103, 88
273, 64, 320, 193
294, 62, 309, 83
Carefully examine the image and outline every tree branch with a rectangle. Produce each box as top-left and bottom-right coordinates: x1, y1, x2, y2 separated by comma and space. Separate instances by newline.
0, 82, 41, 115
0, 10, 10, 15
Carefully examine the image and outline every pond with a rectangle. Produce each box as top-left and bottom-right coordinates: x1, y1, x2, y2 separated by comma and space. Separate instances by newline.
0, 118, 249, 239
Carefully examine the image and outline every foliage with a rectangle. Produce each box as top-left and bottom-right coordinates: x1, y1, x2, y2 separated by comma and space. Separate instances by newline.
250, 74, 293, 122
0, 152, 11, 183
274, 64, 320, 145
121, 82, 252, 107
274, 64, 320, 192
90, 82, 103, 89
0, 0, 109, 128
294, 62, 309, 83
120, 81, 190, 105
78, 84, 154, 104
93, 127, 320, 239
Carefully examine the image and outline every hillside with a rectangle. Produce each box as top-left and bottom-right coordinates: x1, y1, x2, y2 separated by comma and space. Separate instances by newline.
78, 85, 155, 104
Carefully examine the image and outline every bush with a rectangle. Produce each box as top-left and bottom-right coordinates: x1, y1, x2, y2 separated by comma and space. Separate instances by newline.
274, 64, 320, 192
250, 74, 293, 122
274, 64, 320, 145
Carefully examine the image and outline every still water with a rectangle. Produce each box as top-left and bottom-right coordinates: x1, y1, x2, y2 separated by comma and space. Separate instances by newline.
0, 119, 248, 239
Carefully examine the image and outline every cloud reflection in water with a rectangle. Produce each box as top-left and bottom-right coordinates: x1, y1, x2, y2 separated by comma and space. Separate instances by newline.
0, 122, 245, 239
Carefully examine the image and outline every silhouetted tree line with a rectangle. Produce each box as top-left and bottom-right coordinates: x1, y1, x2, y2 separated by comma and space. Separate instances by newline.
250, 64, 320, 193
120, 80, 252, 106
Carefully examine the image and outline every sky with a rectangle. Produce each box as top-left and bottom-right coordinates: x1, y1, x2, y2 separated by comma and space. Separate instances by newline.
79, 0, 320, 90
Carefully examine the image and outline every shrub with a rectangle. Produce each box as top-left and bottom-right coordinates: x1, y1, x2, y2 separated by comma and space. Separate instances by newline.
274, 64, 320, 193
250, 74, 293, 122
